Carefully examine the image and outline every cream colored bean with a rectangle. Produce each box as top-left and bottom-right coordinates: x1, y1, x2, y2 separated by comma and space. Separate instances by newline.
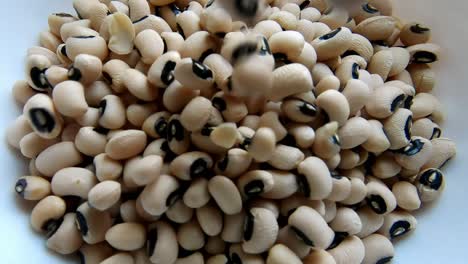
88, 181, 121, 211
51, 167, 96, 198
247, 127, 276, 162
126, 102, 157, 127
213, 148, 250, 178
196, 203, 223, 236
371, 152, 401, 179
105, 223, 146, 251
94, 153, 123, 181
366, 178, 397, 215
362, 120, 391, 153
123, 155, 163, 186
303, 250, 336, 264
147, 221, 179, 264
378, 210, 417, 239
23, 94, 64, 139
74, 127, 107, 156
208, 175, 243, 215
75, 201, 113, 244
312, 27, 352, 61
276, 225, 312, 259
392, 181, 421, 211
367, 49, 393, 81
237, 170, 274, 199
269, 63, 313, 102
166, 199, 194, 224
328, 236, 365, 264
133, 15, 172, 35
139, 174, 180, 216
384, 108, 413, 150
84, 81, 112, 107
416, 168, 445, 202
19, 132, 59, 159
65, 34, 108, 61
354, 16, 395, 41
102, 59, 131, 93
30, 195, 66, 233
267, 144, 304, 170
341, 177, 367, 205
78, 242, 113, 264
12, 80, 36, 105
147, 51, 181, 88
266, 244, 301, 264
280, 194, 325, 218
174, 57, 214, 91
177, 219, 205, 251
35, 142, 83, 177
407, 43, 440, 64
52, 81, 88, 118
101, 253, 135, 264
163, 81, 200, 114
175, 252, 204, 264
179, 96, 212, 132
46, 212, 83, 255
316, 90, 350, 126
356, 206, 385, 238
395, 136, 433, 171
361, 234, 394, 264
6, 115, 33, 149
269, 10, 298, 30
105, 130, 147, 160
288, 206, 334, 249
337, 117, 371, 149
297, 157, 332, 200
170, 151, 213, 180
15, 176, 50, 201
285, 123, 315, 148
330, 207, 362, 235
408, 63, 435, 93
242, 207, 278, 254
312, 121, 340, 159
327, 175, 351, 202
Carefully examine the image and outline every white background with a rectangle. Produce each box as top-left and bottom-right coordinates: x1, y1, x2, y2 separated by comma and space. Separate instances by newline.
0, 0, 467, 263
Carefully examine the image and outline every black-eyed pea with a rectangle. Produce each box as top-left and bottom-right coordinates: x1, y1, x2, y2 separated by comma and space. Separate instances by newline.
204, 236, 225, 256
147, 52, 181, 88
163, 81, 200, 114
365, 85, 405, 119
415, 168, 445, 202
269, 63, 312, 102
316, 90, 350, 126
384, 80, 415, 109
67, 54, 102, 86
361, 234, 394, 264
281, 3, 300, 18
46, 212, 83, 255
108, 49, 141, 69
109, 1, 129, 15
30, 195, 66, 236
102, 59, 130, 93
12, 80, 37, 105
334, 60, 362, 89
276, 226, 312, 259
174, 58, 214, 91
147, 221, 179, 264
303, 249, 336, 264
156, 4, 181, 32
120, 200, 142, 223
242, 207, 278, 254
285, 123, 315, 148
126, 102, 157, 127
15, 176, 51, 201
128, 0, 150, 21
269, 30, 304, 61
341, 79, 371, 116
59, 123, 80, 142
48, 12, 77, 37
19, 132, 59, 159
122, 69, 158, 101
252, 20, 282, 39
200, 6, 233, 37
319, 6, 349, 30
340, 177, 367, 205
88, 181, 122, 211
94, 153, 123, 181
166, 199, 194, 224
139, 174, 180, 216
190, 128, 227, 155
311, 27, 353, 61
133, 14, 172, 35
208, 175, 243, 215
327, 175, 352, 202
123, 155, 163, 186
279, 194, 325, 218
301, 6, 321, 22
400, 22, 431, 46
258, 111, 287, 142
170, 151, 213, 180
105, 130, 147, 160
337, 117, 371, 149
65, 34, 108, 61
247, 127, 276, 162
325, 153, 341, 171
366, 178, 397, 215
371, 152, 401, 179
78, 242, 114, 264
101, 253, 135, 264
378, 210, 417, 239
409, 92, 438, 120
281, 98, 318, 123
178, 96, 213, 132
312, 122, 341, 159
328, 235, 365, 264
330, 207, 362, 236
288, 206, 334, 249
23, 94, 64, 140
237, 170, 274, 199
74, 127, 107, 156
175, 10, 201, 38
392, 181, 421, 211
353, 2, 380, 24
105, 223, 146, 251
194, 203, 223, 236
295, 19, 317, 43
395, 136, 433, 171
219, 210, 245, 243
249, 198, 280, 219
407, 63, 435, 93
355, 206, 384, 238
51, 167, 96, 198
407, 43, 440, 64
207, 254, 229, 264
267, 144, 305, 170
389, 47, 411, 77
240, 115, 260, 130
28, 46, 61, 67
35, 142, 83, 177
207, 123, 237, 149
58, 18, 92, 41
214, 148, 251, 179
135, 196, 161, 222
292, 42, 318, 71
51, 81, 88, 118
142, 111, 171, 139
131, 248, 152, 264
177, 219, 205, 251
84, 81, 112, 107
297, 157, 333, 200
361, 120, 390, 153
42, 65, 68, 89
132, 30, 164, 65
389, 69, 414, 86
367, 49, 393, 80
384, 108, 413, 150
269, 10, 298, 30
39, 31, 61, 52
6, 115, 34, 149
354, 15, 396, 41
230, 55, 274, 98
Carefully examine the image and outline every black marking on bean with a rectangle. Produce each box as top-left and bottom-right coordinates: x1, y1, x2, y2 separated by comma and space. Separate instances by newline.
206, 0, 215, 8
162, 38, 168, 54
431, 127, 442, 139
201, 126, 213, 136
132, 15, 148, 24
273, 53, 289, 62
319, 27, 342, 40
190, 158, 208, 178
72, 35, 96, 39
230, 253, 242, 264
419, 169, 443, 190
377, 256, 394, 264
63, 196, 82, 213
296, 174, 311, 198
332, 134, 341, 146
212, 97, 227, 112
352, 63, 360, 79
399, 139, 424, 156
170, 3, 182, 15
243, 211, 254, 241
232, 43, 258, 64
167, 119, 185, 141
60, 45, 68, 57
176, 23, 186, 39
93, 126, 110, 135
362, 3, 379, 13
331, 172, 343, 179
291, 226, 314, 246
299, 0, 311, 10
390, 94, 406, 112
235, 0, 258, 17
161, 61, 177, 86
244, 180, 265, 197
43, 218, 63, 238
147, 227, 158, 257
15, 179, 27, 197
78, 251, 85, 264
217, 155, 229, 171
166, 186, 185, 207
199, 49, 215, 63
404, 115, 412, 140
413, 51, 437, 63
367, 194, 387, 214
102, 71, 112, 84
342, 50, 360, 57
227, 76, 233, 91
29, 108, 55, 133
389, 220, 410, 239
75, 211, 88, 236
192, 60, 213, 79
74, 8, 83, 20
239, 137, 252, 150
98, 99, 107, 117
260, 36, 271, 55
178, 247, 195, 258
404, 95, 413, 109
154, 118, 168, 138
54, 13, 74, 17
215, 32, 226, 38
327, 232, 348, 250
68, 67, 82, 81
299, 102, 317, 116
410, 24, 430, 34
279, 134, 297, 147
30, 67, 49, 90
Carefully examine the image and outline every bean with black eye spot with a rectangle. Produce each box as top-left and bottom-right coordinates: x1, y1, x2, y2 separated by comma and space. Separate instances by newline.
383, 108, 413, 150
166, 114, 191, 155
297, 157, 333, 200
142, 111, 171, 139
35, 142, 83, 177
102, 59, 131, 93
46, 212, 83, 255
30, 196, 66, 234
139, 174, 180, 216
415, 168, 445, 202
147, 221, 178, 264
400, 22, 431, 46
237, 170, 274, 199
288, 206, 334, 249
366, 178, 397, 215
242, 207, 278, 254
215, 148, 252, 178
170, 151, 213, 181
98, 95, 126, 130
328, 235, 365, 264
395, 136, 433, 171
209, 175, 243, 215
174, 58, 214, 91
15, 176, 51, 201
407, 43, 440, 64
378, 210, 417, 239
26, 54, 52, 91
23, 94, 63, 139
147, 51, 181, 88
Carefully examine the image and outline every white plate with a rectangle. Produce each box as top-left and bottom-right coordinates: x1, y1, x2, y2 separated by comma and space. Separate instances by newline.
0, 0, 467, 263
